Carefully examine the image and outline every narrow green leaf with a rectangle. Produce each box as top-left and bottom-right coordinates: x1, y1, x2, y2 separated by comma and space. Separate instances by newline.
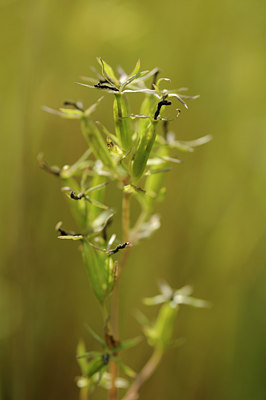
97, 57, 120, 87
129, 59, 141, 78
120, 71, 149, 91
85, 182, 109, 195
84, 96, 104, 117
86, 196, 109, 210
145, 167, 172, 175
60, 149, 92, 179
96, 121, 121, 146
42, 106, 82, 119
111, 336, 142, 354
84, 325, 106, 347
77, 351, 101, 360
111, 357, 136, 378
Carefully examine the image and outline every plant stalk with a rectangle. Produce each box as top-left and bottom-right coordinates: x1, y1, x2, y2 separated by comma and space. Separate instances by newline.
122, 348, 163, 400
109, 192, 131, 400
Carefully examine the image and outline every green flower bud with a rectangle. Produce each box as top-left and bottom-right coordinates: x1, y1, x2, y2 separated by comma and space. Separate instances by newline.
82, 240, 115, 304
145, 301, 178, 350
113, 94, 132, 151
132, 120, 159, 182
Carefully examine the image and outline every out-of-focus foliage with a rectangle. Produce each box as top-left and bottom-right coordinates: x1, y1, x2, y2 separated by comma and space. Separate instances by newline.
1, 0, 266, 399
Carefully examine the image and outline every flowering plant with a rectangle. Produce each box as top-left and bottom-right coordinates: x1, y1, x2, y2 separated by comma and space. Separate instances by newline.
40, 58, 210, 400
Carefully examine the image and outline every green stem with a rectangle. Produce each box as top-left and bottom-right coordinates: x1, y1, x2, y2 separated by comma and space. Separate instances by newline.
109, 192, 131, 400
122, 349, 163, 400
79, 384, 90, 400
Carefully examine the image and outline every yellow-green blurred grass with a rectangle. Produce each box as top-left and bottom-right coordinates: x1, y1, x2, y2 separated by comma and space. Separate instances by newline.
1, 0, 266, 399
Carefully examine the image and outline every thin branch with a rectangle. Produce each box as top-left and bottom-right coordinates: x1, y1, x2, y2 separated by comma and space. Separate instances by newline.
122, 349, 163, 400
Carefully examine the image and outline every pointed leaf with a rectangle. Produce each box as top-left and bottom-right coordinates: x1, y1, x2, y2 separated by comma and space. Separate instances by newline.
96, 121, 121, 146
120, 71, 149, 91
42, 106, 82, 119
111, 336, 142, 354
85, 324, 106, 347
84, 181, 109, 195
112, 357, 136, 378
168, 93, 188, 109
77, 351, 102, 360
97, 57, 120, 86
84, 96, 104, 117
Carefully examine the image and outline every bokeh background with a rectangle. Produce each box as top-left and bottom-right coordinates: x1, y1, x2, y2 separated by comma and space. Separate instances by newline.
1, 0, 266, 399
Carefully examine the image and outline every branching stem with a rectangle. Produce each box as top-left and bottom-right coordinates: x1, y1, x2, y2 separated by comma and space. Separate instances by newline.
122, 348, 163, 400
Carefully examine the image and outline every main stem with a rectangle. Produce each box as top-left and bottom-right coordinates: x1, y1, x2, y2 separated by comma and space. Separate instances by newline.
109, 192, 131, 400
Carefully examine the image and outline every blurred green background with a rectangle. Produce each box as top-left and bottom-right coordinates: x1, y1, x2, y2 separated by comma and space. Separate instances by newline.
1, 0, 266, 399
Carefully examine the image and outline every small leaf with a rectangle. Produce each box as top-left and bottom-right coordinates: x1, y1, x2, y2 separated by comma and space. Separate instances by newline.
77, 351, 101, 360
123, 88, 159, 96
129, 59, 141, 78
85, 324, 106, 347
84, 181, 109, 195
42, 106, 82, 119
134, 214, 161, 241
97, 57, 120, 87
112, 358, 136, 378
84, 96, 104, 117
156, 78, 171, 87
96, 121, 121, 146
120, 71, 149, 91
145, 167, 172, 175
133, 67, 160, 85
60, 149, 92, 179
76, 82, 116, 93
111, 336, 142, 354
86, 196, 109, 210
